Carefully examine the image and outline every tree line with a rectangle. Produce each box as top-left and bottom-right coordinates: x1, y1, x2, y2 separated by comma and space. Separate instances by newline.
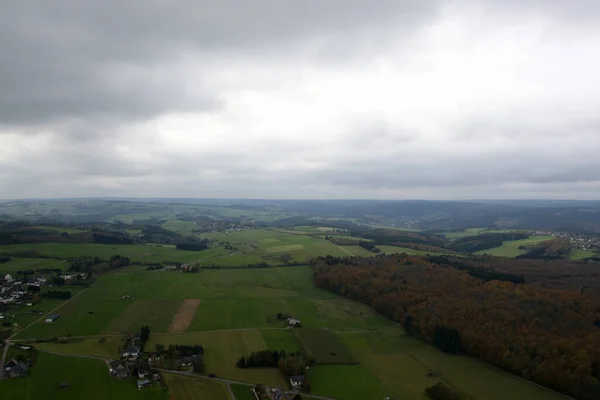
312, 254, 600, 400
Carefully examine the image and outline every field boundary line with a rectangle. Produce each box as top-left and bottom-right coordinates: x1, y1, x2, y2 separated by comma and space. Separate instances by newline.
10, 283, 93, 340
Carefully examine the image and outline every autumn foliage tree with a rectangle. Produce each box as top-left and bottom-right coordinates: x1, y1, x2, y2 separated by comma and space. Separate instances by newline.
311, 254, 600, 400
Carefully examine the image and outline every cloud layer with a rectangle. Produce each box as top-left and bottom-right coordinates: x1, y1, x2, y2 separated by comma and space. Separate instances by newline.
1, 0, 600, 199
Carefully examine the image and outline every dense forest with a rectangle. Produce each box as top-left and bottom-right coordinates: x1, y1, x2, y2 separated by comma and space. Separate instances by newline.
312, 254, 600, 400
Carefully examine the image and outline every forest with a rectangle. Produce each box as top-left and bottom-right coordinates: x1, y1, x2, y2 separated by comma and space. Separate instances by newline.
311, 254, 600, 400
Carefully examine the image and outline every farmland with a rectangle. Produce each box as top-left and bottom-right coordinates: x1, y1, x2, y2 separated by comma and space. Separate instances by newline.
0, 222, 580, 400
162, 373, 232, 400
294, 328, 357, 364
148, 330, 287, 387
231, 384, 256, 400
474, 236, 555, 257
4, 262, 571, 400
0, 257, 67, 273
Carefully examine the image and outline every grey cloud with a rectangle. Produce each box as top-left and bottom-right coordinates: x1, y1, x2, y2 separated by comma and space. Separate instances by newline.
0, 0, 441, 126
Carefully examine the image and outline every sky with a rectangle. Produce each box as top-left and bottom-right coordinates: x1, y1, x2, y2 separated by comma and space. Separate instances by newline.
1, 1, 600, 200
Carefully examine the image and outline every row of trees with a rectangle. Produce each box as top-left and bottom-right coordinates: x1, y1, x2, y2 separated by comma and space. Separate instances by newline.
312, 254, 600, 400
176, 240, 209, 251
41, 290, 71, 299
236, 350, 283, 368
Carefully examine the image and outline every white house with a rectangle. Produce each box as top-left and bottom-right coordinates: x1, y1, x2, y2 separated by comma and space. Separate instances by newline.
4, 274, 13, 282
122, 344, 141, 359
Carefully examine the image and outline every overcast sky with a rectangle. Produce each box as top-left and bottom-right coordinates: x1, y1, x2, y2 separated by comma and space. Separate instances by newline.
1, 1, 600, 200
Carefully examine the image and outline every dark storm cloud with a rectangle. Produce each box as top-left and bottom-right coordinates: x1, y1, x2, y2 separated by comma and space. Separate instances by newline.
0, 0, 441, 126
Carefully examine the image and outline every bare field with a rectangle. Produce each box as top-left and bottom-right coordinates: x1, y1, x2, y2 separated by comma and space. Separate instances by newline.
169, 299, 201, 333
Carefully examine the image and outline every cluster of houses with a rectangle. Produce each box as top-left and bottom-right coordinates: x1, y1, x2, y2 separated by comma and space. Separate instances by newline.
1, 274, 34, 306
534, 231, 600, 253
258, 378, 306, 400
108, 335, 161, 390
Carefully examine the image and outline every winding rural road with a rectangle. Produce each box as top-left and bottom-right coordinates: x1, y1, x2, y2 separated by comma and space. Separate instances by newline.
0, 285, 91, 378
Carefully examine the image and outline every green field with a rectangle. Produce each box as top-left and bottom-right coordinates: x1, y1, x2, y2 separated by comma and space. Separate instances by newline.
294, 328, 357, 364
0, 257, 67, 273
34, 336, 124, 359
442, 228, 515, 239
6, 255, 571, 400
230, 384, 255, 400
570, 249, 597, 260
308, 364, 388, 400
0, 352, 167, 400
334, 328, 566, 400
163, 373, 232, 400
261, 330, 302, 353
475, 236, 555, 257
0, 242, 223, 264
148, 330, 287, 387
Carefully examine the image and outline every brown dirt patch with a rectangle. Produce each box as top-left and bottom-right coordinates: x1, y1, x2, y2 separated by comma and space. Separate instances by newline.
168, 299, 201, 333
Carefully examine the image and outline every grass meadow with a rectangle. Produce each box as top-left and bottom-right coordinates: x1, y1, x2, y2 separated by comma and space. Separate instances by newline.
148, 330, 287, 387
162, 373, 232, 400
475, 236, 555, 257
0, 257, 67, 273
570, 249, 597, 260
294, 328, 357, 364
230, 384, 256, 400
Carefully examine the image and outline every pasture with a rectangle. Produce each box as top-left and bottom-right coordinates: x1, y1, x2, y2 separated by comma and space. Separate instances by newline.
148, 330, 287, 387
336, 328, 567, 400
0, 242, 224, 264
231, 384, 255, 400
261, 330, 301, 353
570, 249, 597, 260
0, 257, 67, 273
162, 373, 232, 400
294, 328, 357, 364
34, 336, 124, 359
475, 236, 555, 257
14, 266, 396, 339
204, 229, 350, 264
6, 264, 574, 400
442, 228, 515, 239
0, 352, 167, 400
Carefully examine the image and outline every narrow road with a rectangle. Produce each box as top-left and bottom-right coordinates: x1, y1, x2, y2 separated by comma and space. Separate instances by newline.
333, 243, 354, 256
10, 285, 91, 340
11, 327, 292, 343
226, 382, 235, 400
157, 369, 340, 400
29, 349, 341, 400
0, 285, 91, 377
0, 340, 10, 379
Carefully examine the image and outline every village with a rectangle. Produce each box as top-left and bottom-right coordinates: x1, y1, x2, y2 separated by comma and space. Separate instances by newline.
533, 230, 600, 253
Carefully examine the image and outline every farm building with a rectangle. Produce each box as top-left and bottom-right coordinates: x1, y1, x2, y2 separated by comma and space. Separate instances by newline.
45, 314, 60, 323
